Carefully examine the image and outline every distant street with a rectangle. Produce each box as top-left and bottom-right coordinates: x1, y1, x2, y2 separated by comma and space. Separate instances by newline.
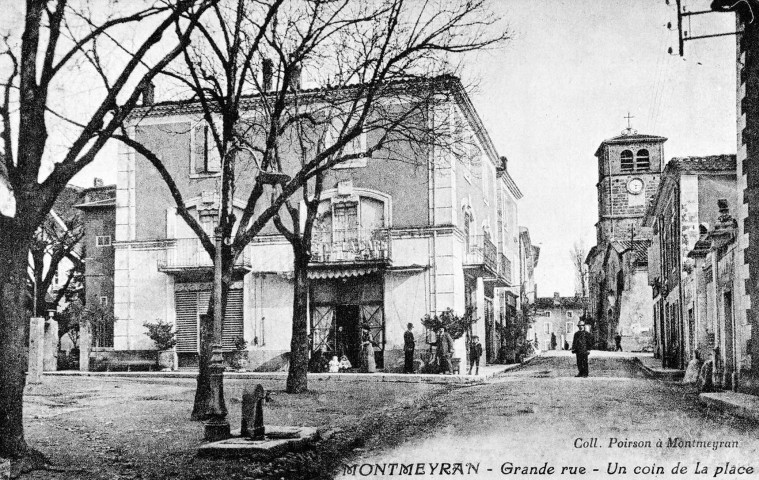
341, 352, 759, 480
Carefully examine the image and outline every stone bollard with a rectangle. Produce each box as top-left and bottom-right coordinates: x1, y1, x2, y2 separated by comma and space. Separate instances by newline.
28, 317, 45, 384
44, 318, 59, 371
79, 321, 90, 372
241, 384, 266, 440
0, 457, 9, 480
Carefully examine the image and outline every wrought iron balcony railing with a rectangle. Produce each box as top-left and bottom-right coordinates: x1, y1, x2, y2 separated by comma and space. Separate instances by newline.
310, 228, 391, 264
499, 253, 513, 285
465, 235, 498, 273
158, 237, 251, 270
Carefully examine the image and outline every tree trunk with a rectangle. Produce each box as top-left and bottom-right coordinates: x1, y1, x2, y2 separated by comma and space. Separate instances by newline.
286, 254, 310, 393
0, 218, 45, 468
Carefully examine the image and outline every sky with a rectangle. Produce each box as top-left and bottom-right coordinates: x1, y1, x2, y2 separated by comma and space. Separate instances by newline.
463, 0, 737, 297
67, 0, 738, 297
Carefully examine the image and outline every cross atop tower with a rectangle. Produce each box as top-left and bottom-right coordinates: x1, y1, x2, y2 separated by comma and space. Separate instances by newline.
625, 112, 634, 129
621, 112, 638, 136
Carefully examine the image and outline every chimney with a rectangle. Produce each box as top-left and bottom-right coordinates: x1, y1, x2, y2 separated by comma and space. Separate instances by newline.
93, 178, 104, 187
142, 82, 155, 106
262, 58, 273, 91
553, 291, 560, 299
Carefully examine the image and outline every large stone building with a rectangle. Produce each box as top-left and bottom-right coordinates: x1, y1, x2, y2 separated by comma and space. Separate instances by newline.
707, 0, 759, 393
532, 293, 586, 352
643, 155, 737, 369
585, 128, 662, 349
106, 76, 523, 372
74, 180, 116, 367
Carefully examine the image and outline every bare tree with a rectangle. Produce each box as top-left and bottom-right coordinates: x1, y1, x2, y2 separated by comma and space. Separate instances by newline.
570, 240, 589, 299
28, 207, 84, 317
116, 0, 508, 414
0, 0, 211, 469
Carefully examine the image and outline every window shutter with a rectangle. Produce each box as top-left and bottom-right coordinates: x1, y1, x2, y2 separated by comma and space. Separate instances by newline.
193, 124, 206, 173
206, 126, 221, 172
222, 289, 244, 350
175, 291, 199, 353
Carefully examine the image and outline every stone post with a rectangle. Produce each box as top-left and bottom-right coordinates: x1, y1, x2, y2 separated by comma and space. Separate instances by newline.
79, 320, 91, 371
28, 317, 45, 384
44, 317, 59, 371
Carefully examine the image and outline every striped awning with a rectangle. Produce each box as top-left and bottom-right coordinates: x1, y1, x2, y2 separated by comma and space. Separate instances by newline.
307, 266, 378, 279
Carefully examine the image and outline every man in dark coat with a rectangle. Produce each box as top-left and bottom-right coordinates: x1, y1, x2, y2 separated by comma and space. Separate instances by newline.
571, 320, 592, 377
436, 327, 455, 374
468, 335, 483, 375
403, 323, 415, 373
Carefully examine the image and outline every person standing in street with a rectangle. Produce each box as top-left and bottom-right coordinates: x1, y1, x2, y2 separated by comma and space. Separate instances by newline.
614, 333, 623, 352
468, 335, 483, 375
436, 326, 455, 374
403, 323, 415, 373
571, 320, 592, 377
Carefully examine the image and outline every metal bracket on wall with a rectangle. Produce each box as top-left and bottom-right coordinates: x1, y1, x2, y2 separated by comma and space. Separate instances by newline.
667, 0, 743, 56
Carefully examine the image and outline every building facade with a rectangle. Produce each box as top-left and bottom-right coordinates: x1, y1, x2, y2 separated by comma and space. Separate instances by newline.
109, 78, 523, 372
74, 180, 116, 364
532, 293, 586, 352
643, 155, 737, 369
586, 130, 663, 349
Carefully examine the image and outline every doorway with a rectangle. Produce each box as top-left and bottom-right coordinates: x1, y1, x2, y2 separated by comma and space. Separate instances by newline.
335, 305, 361, 368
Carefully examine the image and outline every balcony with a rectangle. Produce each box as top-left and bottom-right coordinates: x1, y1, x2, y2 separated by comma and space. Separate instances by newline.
158, 237, 251, 274
464, 235, 498, 276
499, 253, 513, 286
310, 228, 391, 266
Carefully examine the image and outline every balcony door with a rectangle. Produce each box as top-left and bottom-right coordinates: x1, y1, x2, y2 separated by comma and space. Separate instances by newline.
333, 203, 358, 243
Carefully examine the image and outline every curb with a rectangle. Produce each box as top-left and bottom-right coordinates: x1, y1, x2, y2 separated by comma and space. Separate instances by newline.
44, 370, 489, 385
699, 392, 759, 423
630, 357, 685, 381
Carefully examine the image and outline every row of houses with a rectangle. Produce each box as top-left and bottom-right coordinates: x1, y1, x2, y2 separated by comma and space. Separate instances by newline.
584, 125, 747, 390
65, 76, 542, 373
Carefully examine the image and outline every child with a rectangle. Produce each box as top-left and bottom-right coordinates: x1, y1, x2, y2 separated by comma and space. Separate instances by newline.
339, 354, 352, 372
468, 335, 483, 375
328, 355, 340, 373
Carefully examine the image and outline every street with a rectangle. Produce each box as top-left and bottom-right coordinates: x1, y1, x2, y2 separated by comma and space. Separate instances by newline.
340, 351, 759, 480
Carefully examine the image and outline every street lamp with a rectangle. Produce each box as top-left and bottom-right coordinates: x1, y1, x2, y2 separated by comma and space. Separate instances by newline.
204, 226, 230, 441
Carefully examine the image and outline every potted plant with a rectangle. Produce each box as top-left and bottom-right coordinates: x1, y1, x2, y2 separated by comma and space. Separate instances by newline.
143, 319, 177, 371
230, 336, 248, 371
420, 306, 477, 373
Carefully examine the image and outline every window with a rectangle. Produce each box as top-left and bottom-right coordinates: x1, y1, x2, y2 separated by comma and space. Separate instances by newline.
566, 311, 573, 318
636, 149, 650, 171
566, 322, 574, 334
544, 322, 551, 334
99, 296, 109, 307
333, 203, 358, 243
324, 120, 367, 168
192, 123, 221, 175
620, 150, 634, 172
545, 311, 551, 318
96, 235, 111, 247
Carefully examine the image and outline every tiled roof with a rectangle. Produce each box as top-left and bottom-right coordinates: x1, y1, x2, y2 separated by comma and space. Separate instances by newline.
667, 154, 736, 173
610, 239, 650, 264
534, 296, 587, 310
594, 133, 667, 157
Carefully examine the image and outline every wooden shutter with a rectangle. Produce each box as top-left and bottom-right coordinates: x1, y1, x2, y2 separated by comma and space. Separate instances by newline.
193, 124, 206, 173
175, 288, 243, 353
175, 290, 199, 353
222, 289, 244, 350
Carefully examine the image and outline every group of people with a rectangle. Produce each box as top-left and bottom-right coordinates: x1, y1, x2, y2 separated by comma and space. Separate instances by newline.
403, 323, 483, 375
